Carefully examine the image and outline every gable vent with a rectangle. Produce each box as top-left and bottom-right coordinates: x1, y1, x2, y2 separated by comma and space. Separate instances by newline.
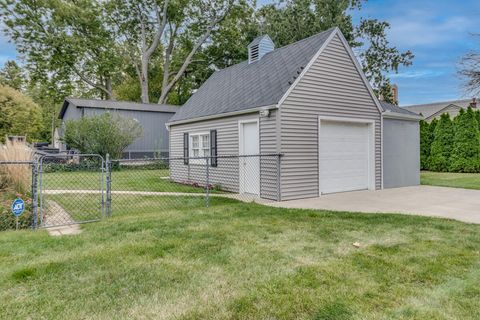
248, 35, 274, 64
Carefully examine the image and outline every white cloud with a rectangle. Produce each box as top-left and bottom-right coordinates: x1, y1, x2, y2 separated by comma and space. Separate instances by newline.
389, 69, 445, 79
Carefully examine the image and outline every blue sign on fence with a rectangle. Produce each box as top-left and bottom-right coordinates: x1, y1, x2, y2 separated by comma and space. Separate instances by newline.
11, 198, 25, 217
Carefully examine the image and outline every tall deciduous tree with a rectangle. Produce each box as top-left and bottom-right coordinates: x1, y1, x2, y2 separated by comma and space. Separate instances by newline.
257, 0, 413, 104
449, 108, 480, 172
0, 60, 26, 91
0, 0, 122, 99
459, 34, 480, 96
429, 113, 454, 172
106, 0, 239, 103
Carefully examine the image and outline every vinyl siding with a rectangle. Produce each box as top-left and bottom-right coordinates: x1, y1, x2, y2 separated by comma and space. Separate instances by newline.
260, 110, 279, 200
383, 118, 420, 188
279, 34, 382, 200
169, 111, 280, 200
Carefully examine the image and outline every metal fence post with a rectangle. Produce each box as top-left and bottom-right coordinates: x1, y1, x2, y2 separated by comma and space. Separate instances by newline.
277, 154, 281, 202
31, 159, 39, 229
105, 154, 112, 217
205, 157, 210, 208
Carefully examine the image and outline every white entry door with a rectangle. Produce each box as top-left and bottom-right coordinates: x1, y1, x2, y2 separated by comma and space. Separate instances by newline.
239, 121, 260, 195
319, 120, 372, 194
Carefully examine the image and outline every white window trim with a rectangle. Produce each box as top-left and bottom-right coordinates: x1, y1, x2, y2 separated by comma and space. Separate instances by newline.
189, 131, 210, 165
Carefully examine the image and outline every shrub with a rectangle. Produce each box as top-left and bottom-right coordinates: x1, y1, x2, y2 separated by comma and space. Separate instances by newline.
0, 140, 34, 194
429, 113, 454, 172
449, 107, 480, 172
0, 191, 33, 231
62, 113, 143, 159
0, 85, 43, 142
419, 120, 434, 170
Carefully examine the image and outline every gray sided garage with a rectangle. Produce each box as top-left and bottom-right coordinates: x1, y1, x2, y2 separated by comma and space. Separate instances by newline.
380, 101, 422, 189
168, 28, 422, 201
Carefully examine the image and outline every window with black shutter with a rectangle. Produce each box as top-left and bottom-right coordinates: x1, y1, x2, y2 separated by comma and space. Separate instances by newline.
210, 129, 217, 167
183, 133, 189, 164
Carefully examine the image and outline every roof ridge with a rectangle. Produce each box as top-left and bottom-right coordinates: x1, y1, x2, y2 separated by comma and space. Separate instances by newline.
66, 97, 176, 107
211, 27, 337, 75
403, 98, 473, 108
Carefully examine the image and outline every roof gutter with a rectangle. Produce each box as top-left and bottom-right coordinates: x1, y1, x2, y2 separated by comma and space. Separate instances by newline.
165, 104, 278, 129
382, 111, 423, 121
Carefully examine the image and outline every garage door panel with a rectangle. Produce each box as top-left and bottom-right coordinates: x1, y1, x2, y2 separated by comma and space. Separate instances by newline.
319, 120, 370, 194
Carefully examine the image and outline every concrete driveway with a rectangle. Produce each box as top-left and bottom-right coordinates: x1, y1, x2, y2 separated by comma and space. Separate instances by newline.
267, 186, 480, 224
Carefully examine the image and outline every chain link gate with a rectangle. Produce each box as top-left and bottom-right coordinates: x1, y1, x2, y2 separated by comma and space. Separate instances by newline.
37, 154, 106, 228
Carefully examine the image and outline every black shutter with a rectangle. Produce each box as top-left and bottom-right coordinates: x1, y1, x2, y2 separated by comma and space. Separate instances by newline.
210, 130, 217, 167
183, 133, 189, 165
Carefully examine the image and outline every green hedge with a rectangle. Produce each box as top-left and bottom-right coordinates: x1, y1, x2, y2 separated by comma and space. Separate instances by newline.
421, 107, 480, 173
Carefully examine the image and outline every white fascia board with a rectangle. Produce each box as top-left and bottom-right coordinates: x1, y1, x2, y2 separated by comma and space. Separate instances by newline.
166, 104, 277, 128
382, 111, 423, 121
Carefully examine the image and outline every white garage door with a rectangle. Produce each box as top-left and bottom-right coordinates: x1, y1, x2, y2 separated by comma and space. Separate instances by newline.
319, 120, 371, 194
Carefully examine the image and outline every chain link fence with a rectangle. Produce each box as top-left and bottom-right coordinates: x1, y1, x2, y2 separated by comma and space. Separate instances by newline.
107, 154, 281, 213
0, 153, 281, 230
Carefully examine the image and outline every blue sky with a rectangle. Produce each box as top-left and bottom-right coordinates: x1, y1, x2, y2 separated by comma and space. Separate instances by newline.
1, 0, 479, 106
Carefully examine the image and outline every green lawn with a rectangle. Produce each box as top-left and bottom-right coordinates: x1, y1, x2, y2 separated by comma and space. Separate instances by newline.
421, 171, 480, 190
1, 197, 480, 319
43, 169, 215, 193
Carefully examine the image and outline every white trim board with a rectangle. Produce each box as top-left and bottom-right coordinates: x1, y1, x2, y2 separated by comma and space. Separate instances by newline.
166, 105, 276, 129
238, 119, 260, 195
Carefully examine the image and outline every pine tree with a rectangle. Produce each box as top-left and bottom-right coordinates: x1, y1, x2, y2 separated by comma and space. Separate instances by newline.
449, 107, 480, 172
419, 120, 433, 170
474, 109, 480, 131
429, 113, 454, 172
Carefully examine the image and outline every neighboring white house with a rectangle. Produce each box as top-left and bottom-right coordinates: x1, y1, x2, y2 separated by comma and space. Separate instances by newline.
166, 27, 422, 201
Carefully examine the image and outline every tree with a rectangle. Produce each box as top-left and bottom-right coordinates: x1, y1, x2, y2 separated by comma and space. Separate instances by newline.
1, 0, 122, 99
257, 0, 413, 103
474, 109, 480, 131
419, 120, 433, 170
0, 85, 43, 142
104, 0, 241, 103
449, 108, 480, 172
429, 113, 454, 172
0, 60, 26, 91
62, 113, 143, 159
459, 34, 480, 96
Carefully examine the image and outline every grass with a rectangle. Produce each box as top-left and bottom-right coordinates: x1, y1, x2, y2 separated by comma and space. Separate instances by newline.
421, 171, 480, 190
43, 169, 217, 193
1, 197, 480, 319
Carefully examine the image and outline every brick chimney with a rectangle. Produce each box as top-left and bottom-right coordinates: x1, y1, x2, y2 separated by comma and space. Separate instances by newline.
470, 97, 477, 109
391, 84, 398, 104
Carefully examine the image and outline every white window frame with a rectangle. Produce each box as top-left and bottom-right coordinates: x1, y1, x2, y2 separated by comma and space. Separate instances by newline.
189, 132, 210, 164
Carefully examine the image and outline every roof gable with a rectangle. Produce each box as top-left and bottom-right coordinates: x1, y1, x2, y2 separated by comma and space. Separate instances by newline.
403, 99, 472, 118
168, 28, 337, 123
277, 30, 383, 115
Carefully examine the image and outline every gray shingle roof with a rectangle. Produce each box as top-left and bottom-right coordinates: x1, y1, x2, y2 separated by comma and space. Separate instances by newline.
60, 98, 178, 119
379, 101, 421, 117
169, 28, 336, 123
402, 99, 473, 118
